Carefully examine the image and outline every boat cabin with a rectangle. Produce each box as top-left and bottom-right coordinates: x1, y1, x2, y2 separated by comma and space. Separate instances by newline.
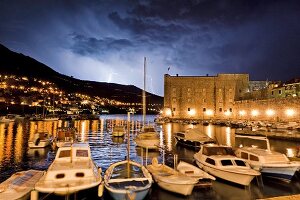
55, 143, 91, 162
235, 147, 290, 164
201, 144, 250, 168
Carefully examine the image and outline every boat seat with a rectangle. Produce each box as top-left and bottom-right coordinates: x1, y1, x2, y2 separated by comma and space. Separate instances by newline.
108, 180, 150, 189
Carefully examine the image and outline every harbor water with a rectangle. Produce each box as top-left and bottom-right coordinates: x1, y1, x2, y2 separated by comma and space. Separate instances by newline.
0, 114, 300, 200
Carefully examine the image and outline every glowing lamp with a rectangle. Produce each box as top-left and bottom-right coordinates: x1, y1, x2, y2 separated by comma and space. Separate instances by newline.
224, 111, 230, 116
286, 109, 295, 117
206, 109, 213, 116
165, 108, 172, 116
266, 109, 275, 116
251, 110, 259, 116
239, 110, 246, 116
189, 109, 196, 116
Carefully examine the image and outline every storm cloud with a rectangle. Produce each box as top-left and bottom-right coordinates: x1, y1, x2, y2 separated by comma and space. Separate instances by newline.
1, 0, 300, 95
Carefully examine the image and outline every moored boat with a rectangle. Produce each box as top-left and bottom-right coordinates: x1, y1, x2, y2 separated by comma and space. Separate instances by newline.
193, 144, 261, 186
174, 128, 215, 149
28, 132, 52, 148
235, 135, 300, 182
34, 143, 103, 196
0, 170, 44, 200
53, 127, 77, 148
112, 125, 126, 137
147, 158, 199, 196
104, 160, 153, 200
135, 125, 160, 149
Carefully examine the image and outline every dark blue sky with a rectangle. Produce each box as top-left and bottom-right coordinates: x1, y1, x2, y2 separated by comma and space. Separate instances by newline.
1, 0, 300, 96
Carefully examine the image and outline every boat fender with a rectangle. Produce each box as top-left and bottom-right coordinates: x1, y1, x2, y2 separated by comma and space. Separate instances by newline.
35, 138, 41, 146
98, 182, 104, 197
30, 190, 39, 200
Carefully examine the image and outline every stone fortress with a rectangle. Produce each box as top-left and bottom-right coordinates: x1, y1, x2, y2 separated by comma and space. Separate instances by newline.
163, 74, 300, 122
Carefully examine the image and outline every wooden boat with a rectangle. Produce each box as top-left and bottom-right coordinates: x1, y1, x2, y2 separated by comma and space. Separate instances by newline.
28, 132, 52, 148
235, 135, 300, 182
112, 125, 126, 137
34, 143, 103, 197
104, 160, 153, 200
193, 144, 261, 186
104, 106, 153, 200
0, 170, 44, 200
146, 158, 199, 196
135, 125, 160, 149
174, 128, 215, 149
176, 161, 216, 181
53, 127, 77, 148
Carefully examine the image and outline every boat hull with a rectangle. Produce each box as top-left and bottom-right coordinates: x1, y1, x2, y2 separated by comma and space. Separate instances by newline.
135, 139, 159, 149
28, 140, 50, 148
195, 160, 257, 186
112, 132, 125, 137
35, 179, 101, 195
255, 164, 299, 182
106, 185, 150, 200
156, 180, 195, 196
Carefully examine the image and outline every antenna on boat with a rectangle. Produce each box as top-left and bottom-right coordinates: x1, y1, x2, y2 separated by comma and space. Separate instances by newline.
142, 57, 146, 125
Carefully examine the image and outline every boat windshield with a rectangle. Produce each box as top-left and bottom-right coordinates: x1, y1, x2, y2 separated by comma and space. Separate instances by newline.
59, 150, 71, 158
203, 146, 235, 156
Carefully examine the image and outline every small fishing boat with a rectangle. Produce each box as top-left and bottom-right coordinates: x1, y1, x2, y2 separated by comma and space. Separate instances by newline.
105, 105, 153, 200
34, 143, 103, 197
104, 160, 153, 200
53, 127, 77, 148
146, 158, 199, 196
135, 125, 160, 149
194, 144, 261, 186
0, 170, 44, 200
235, 135, 300, 182
28, 132, 52, 148
174, 128, 215, 149
112, 125, 126, 137
176, 161, 216, 181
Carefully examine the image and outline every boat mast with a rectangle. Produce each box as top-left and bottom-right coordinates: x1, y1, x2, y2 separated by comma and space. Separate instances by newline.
143, 57, 146, 125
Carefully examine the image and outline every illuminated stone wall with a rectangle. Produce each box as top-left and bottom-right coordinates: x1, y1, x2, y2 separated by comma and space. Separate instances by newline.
164, 74, 249, 119
234, 97, 300, 122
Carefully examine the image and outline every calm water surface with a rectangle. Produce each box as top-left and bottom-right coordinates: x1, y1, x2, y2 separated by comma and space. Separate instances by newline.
0, 114, 300, 200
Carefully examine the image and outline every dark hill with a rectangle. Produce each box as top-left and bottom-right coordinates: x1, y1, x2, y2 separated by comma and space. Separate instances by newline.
0, 44, 163, 104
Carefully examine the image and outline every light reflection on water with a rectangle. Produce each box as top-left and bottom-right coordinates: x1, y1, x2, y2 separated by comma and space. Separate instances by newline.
0, 115, 299, 200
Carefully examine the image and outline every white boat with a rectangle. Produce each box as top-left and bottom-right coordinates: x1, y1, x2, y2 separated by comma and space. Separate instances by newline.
28, 132, 52, 148
0, 114, 23, 123
193, 144, 261, 186
176, 161, 216, 181
53, 127, 77, 148
174, 128, 215, 149
146, 158, 199, 196
34, 143, 103, 196
235, 135, 300, 182
135, 125, 160, 149
104, 160, 153, 200
112, 125, 126, 137
0, 170, 44, 200
105, 102, 153, 200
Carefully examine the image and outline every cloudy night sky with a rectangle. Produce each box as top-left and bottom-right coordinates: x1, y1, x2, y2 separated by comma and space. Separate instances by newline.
1, 0, 300, 96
